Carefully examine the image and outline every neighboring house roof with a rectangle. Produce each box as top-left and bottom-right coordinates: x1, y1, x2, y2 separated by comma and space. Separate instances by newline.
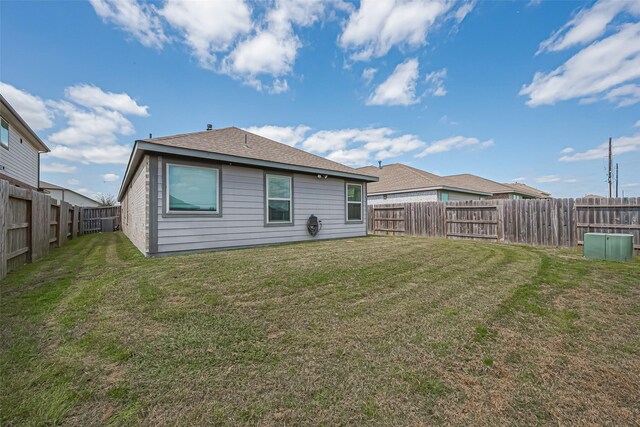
358, 164, 492, 196
583, 194, 604, 198
506, 182, 551, 198
40, 181, 101, 205
0, 94, 50, 152
445, 174, 548, 198
119, 127, 378, 200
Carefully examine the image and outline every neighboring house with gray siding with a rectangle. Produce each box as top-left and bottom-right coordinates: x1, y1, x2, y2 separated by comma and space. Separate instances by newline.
40, 181, 102, 207
358, 164, 491, 205
118, 127, 378, 257
0, 94, 50, 189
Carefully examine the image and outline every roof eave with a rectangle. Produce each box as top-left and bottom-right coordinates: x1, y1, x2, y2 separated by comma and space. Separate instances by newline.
0, 94, 50, 152
368, 186, 492, 197
118, 141, 379, 201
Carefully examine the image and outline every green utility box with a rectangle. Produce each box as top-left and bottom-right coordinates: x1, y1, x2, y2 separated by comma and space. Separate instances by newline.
584, 233, 634, 261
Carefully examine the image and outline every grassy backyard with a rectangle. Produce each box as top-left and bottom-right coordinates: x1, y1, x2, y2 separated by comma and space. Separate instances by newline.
1, 233, 639, 425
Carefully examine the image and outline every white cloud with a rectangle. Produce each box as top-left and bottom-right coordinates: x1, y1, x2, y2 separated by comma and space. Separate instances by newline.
0, 82, 54, 130
339, 0, 459, 61
561, 147, 574, 153
161, 0, 252, 68
326, 148, 373, 166
560, 134, 640, 161
90, 0, 168, 48
622, 182, 640, 187
42, 84, 145, 165
416, 135, 494, 158
601, 84, 640, 107
251, 125, 425, 167
523, 14, 640, 107
49, 144, 131, 165
362, 67, 377, 84
453, 1, 475, 23
40, 162, 77, 173
537, 0, 640, 54
439, 115, 458, 125
65, 84, 149, 116
222, 0, 328, 93
244, 124, 311, 146
67, 178, 80, 186
101, 173, 120, 182
48, 102, 134, 146
425, 68, 447, 96
76, 188, 101, 200
635, 120, 640, 127
312, 128, 425, 167
367, 58, 420, 106
534, 175, 561, 183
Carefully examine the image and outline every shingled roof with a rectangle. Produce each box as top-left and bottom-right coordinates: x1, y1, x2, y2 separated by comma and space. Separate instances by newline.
358, 164, 491, 196
445, 174, 548, 198
119, 127, 377, 200
506, 183, 551, 198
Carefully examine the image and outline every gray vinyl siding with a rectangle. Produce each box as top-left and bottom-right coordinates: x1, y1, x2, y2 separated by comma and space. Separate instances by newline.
121, 155, 149, 254
155, 156, 367, 254
367, 190, 437, 205
0, 122, 39, 188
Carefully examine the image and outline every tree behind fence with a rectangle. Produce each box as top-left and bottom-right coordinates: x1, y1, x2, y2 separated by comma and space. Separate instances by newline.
368, 198, 640, 253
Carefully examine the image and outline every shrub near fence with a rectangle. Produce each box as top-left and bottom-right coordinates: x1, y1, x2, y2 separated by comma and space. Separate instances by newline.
368, 198, 640, 253
0, 179, 122, 280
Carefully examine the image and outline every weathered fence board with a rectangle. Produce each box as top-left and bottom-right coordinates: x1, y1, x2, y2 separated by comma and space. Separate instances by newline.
80, 206, 121, 234
1, 179, 123, 280
371, 205, 405, 235
368, 198, 640, 253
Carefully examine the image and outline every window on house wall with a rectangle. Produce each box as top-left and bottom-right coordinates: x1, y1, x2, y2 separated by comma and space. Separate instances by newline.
346, 183, 362, 221
166, 163, 219, 213
1, 117, 8, 149
266, 174, 292, 224
441, 192, 449, 201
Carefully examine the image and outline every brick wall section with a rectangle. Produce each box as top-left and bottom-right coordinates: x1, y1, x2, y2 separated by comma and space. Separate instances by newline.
121, 155, 149, 254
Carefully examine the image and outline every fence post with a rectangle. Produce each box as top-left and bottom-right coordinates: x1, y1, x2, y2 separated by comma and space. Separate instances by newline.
72, 206, 79, 239
30, 191, 51, 262
0, 180, 7, 280
79, 207, 84, 236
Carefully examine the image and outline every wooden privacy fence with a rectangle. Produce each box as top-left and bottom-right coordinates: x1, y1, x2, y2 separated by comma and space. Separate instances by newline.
368, 197, 640, 253
80, 206, 121, 234
1, 179, 122, 280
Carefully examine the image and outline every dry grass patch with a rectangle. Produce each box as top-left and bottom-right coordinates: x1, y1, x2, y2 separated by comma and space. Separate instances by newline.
1, 233, 638, 426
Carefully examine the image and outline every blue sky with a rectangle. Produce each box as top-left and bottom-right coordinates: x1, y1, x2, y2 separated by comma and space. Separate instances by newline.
1, 0, 639, 199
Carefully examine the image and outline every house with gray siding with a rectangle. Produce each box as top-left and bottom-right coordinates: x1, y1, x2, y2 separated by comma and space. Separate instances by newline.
118, 127, 378, 256
358, 163, 491, 204
40, 181, 102, 207
0, 94, 50, 189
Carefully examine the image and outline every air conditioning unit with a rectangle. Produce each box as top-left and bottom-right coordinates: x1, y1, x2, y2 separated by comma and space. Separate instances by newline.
584, 233, 633, 261
101, 217, 115, 233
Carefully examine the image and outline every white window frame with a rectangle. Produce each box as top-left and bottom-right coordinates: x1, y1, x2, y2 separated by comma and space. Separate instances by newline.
265, 173, 293, 225
1, 116, 8, 149
165, 162, 220, 215
346, 183, 363, 222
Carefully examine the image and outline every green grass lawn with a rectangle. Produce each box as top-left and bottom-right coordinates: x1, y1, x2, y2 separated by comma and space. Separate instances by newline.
1, 233, 639, 426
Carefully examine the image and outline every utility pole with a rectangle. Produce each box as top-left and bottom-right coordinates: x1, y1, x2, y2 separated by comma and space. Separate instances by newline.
615, 163, 619, 197
608, 137, 612, 198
